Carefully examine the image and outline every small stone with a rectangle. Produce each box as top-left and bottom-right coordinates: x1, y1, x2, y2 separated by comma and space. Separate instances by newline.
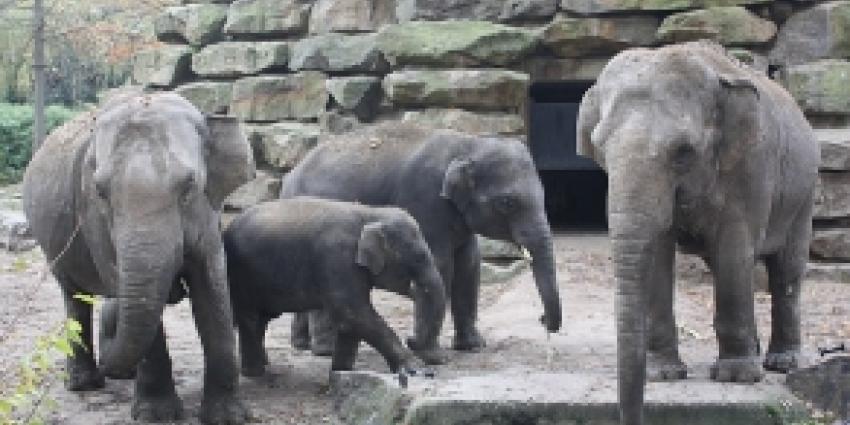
769, 1, 850, 68
542, 15, 659, 58
230, 72, 328, 122
817, 128, 850, 171
478, 236, 526, 260
383, 69, 529, 112
814, 172, 850, 219
290, 33, 388, 74
244, 122, 321, 170
309, 0, 398, 34
401, 109, 525, 135
811, 229, 850, 261
656, 6, 777, 46
133, 45, 193, 88
192, 42, 289, 77
559, 0, 772, 14
784, 60, 850, 115
224, 0, 311, 37
524, 57, 611, 82
224, 170, 282, 211
326, 77, 382, 121
155, 4, 228, 46
175, 81, 233, 114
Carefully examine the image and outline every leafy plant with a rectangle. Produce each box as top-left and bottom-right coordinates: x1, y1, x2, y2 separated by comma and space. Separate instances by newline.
0, 103, 79, 184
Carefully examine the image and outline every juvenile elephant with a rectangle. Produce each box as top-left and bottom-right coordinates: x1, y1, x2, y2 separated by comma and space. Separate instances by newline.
23, 91, 254, 423
223, 197, 447, 377
281, 123, 562, 355
577, 41, 819, 424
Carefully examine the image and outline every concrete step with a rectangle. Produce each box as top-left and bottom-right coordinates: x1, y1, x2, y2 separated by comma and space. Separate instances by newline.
332, 371, 806, 425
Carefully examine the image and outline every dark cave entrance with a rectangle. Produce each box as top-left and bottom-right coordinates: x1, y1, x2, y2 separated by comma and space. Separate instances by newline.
528, 81, 608, 231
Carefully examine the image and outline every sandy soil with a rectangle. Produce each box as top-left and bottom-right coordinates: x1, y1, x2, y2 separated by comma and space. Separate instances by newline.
0, 232, 848, 424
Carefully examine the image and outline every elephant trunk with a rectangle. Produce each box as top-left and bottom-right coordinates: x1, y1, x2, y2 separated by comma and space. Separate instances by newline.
607, 158, 673, 425
410, 256, 447, 351
99, 226, 182, 378
514, 214, 561, 333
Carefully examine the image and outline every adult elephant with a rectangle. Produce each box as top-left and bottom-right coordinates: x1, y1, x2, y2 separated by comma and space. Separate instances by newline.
281, 123, 561, 356
23, 91, 254, 424
577, 41, 819, 425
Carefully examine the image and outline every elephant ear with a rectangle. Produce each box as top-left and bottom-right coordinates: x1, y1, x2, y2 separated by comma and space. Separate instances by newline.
576, 84, 601, 165
717, 75, 760, 172
440, 158, 475, 212
356, 222, 387, 275
204, 116, 256, 209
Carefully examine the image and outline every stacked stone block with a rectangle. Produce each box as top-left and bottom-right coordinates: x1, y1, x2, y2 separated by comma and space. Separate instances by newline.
134, 0, 850, 270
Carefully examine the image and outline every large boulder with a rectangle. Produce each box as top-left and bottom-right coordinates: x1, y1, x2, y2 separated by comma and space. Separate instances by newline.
814, 172, 850, 219
309, 0, 399, 34
289, 33, 388, 73
770, 1, 850, 68
175, 81, 233, 114
154, 4, 228, 46
542, 15, 659, 58
224, 170, 282, 211
376, 21, 538, 67
244, 122, 321, 170
559, 0, 772, 14
656, 6, 777, 46
396, 0, 557, 22
230, 72, 328, 122
192, 42, 289, 77
784, 60, 850, 115
817, 128, 850, 171
384, 69, 529, 112
524, 57, 611, 81
401, 109, 525, 135
133, 45, 193, 88
810, 229, 850, 261
326, 77, 382, 121
224, 0, 311, 37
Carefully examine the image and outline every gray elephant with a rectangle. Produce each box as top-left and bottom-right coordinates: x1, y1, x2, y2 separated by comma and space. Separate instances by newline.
281, 123, 562, 356
23, 91, 254, 423
576, 41, 819, 424
224, 197, 447, 377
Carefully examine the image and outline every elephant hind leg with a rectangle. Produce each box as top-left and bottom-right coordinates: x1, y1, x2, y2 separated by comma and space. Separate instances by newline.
308, 309, 336, 357
646, 233, 687, 381
763, 209, 809, 373
61, 285, 105, 391
290, 312, 310, 350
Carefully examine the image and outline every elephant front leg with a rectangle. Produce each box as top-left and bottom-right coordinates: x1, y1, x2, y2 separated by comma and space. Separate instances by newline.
186, 248, 250, 425
451, 239, 485, 351
709, 222, 763, 383
61, 286, 105, 391
646, 234, 687, 381
132, 325, 184, 422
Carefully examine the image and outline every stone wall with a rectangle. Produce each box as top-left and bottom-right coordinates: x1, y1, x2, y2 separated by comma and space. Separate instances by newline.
134, 0, 850, 265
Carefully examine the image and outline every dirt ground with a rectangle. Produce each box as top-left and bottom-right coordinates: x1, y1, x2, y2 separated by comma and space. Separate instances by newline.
0, 232, 848, 424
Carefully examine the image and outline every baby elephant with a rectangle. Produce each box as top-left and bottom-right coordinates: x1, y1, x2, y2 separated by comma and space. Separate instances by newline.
223, 197, 447, 377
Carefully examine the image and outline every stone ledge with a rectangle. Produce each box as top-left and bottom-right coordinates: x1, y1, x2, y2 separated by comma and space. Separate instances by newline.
332, 371, 805, 425
817, 128, 850, 171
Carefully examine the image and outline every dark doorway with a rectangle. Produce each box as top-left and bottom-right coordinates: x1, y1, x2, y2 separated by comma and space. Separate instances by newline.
528, 81, 608, 230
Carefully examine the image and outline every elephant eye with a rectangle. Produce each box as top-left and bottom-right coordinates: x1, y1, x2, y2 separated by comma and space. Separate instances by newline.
671, 143, 696, 170
494, 195, 518, 215
94, 178, 110, 201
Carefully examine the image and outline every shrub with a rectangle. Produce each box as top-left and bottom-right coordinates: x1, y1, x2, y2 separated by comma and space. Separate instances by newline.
0, 104, 80, 184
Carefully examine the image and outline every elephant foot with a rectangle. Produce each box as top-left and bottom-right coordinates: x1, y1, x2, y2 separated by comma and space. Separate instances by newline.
241, 362, 266, 378
763, 350, 800, 373
710, 357, 763, 383
199, 394, 251, 425
310, 341, 334, 357
67, 364, 105, 391
131, 393, 184, 422
452, 328, 486, 352
407, 338, 449, 365
647, 351, 687, 381
291, 334, 310, 351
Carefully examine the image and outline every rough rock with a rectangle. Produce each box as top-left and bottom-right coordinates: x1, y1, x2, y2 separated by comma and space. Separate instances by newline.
289, 33, 388, 73
154, 4, 228, 46
230, 72, 328, 122
817, 128, 850, 171
811, 229, 850, 261
814, 172, 850, 219
787, 356, 850, 416
481, 258, 531, 285
133, 45, 193, 88
395, 0, 556, 22
245, 122, 321, 170
559, 0, 772, 14
657, 7, 777, 46
224, 0, 311, 37
542, 15, 659, 58
769, 1, 850, 68
223, 170, 282, 211
727, 49, 769, 75
401, 109, 525, 135
524, 57, 611, 81
175, 81, 233, 114
383, 69, 529, 112
478, 236, 526, 260
309, 0, 398, 34
376, 21, 538, 67
806, 262, 850, 283
0, 210, 34, 252
784, 60, 850, 115
326, 77, 382, 121
192, 42, 289, 77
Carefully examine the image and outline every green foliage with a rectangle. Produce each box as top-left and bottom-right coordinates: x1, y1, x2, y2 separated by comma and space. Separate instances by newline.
0, 103, 79, 184
0, 318, 85, 424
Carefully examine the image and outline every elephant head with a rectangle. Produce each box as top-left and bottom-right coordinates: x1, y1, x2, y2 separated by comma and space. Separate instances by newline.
440, 136, 561, 333
90, 93, 254, 377
577, 43, 761, 424
356, 208, 447, 363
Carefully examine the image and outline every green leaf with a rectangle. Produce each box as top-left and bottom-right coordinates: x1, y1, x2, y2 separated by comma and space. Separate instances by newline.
65, 319, 82, 333
72, 293, 98, 305
53, 338, 73, 357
